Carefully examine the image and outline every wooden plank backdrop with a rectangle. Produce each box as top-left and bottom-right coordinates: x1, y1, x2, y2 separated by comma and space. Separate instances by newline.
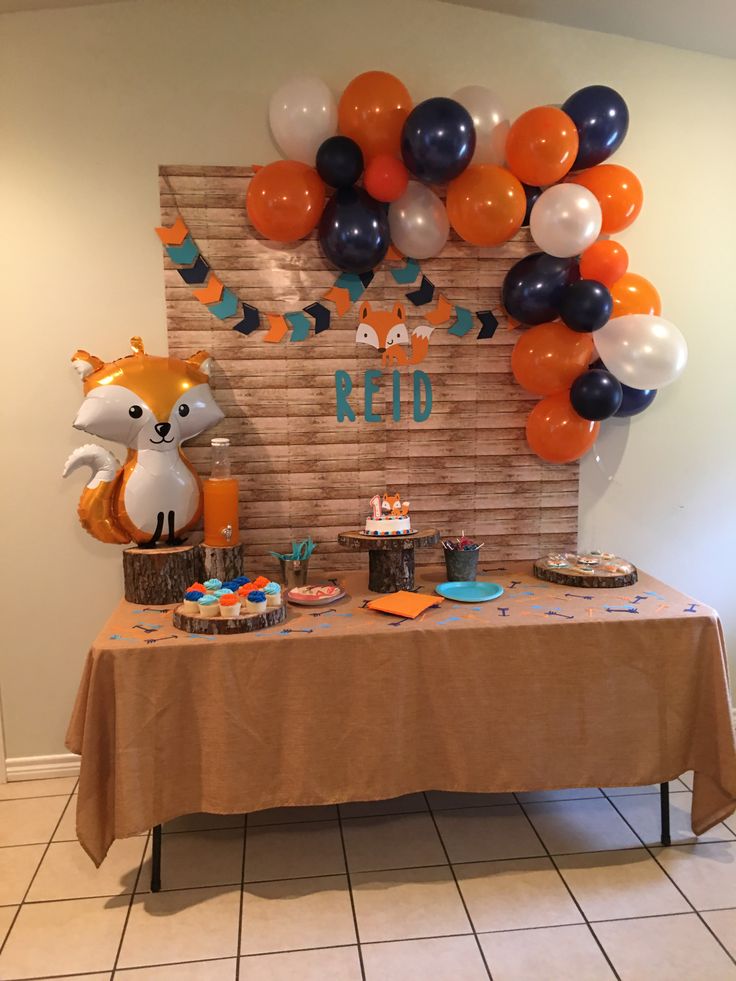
161, 165, 578, 572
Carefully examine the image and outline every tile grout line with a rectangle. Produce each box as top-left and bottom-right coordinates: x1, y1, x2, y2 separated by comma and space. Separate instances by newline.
336, 805, 367, 980
0, 784, 78, 960
109, 827, 151, 978
606, 793, 736, 968
423, 792, 495, 981
512, 791, 623, 981
234, 814, 247, 980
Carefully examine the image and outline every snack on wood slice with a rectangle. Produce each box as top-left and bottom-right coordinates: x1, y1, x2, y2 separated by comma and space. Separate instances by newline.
245, 590, 267, 613
264, 582, 282, 607
363, 492, 413, 536
197, 594, 220, 618
219, 594, 241, 618
183, 590, 204, 614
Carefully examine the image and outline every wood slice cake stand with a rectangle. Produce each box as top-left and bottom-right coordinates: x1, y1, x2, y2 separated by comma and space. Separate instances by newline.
533, 554, 637, 588
173, 602, 286, 635
338, 529, 440, 593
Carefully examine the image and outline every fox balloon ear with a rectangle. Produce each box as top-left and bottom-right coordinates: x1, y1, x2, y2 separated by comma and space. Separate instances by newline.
359, 302, 372, 321
71, 350, 104, 381
186, 350, 215, 378
130, 336, 145, 355
393, 302, 405, 322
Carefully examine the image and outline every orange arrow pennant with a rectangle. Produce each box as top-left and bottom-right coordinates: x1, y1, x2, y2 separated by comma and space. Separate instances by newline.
426, 293, 453, 325
323, 285, 352, 317
385, 245, 404, 262
192, 273, 224, 306
263, 313, 288, 343
155, 216, 189, 246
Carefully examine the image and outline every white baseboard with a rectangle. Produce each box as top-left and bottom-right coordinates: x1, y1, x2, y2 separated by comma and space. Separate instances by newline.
5, 753, 80, 782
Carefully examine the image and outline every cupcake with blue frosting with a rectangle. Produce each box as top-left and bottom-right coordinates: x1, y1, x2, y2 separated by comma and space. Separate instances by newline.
222, 580, 241, 593
214, 588, 234, 600
245, 589, 267, 614
263, 582, 282, 608
198, 594, 220, 618
183, 589, 204, 614
204, 578, 222, 593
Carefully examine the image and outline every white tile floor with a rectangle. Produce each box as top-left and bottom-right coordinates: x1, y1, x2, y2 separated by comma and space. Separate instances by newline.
1, 777, 736, 979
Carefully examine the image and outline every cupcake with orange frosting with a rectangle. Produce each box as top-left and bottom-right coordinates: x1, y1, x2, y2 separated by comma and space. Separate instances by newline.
219, 593, 242, 618
251, 576, 270, 590
188, 582, 207, 595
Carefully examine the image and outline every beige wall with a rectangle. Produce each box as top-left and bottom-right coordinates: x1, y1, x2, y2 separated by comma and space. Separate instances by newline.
1, 0, 735, 760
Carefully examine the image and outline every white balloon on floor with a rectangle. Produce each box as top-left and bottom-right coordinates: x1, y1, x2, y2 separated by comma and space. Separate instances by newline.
594, 314, 688, 389
530, 184, 602, 258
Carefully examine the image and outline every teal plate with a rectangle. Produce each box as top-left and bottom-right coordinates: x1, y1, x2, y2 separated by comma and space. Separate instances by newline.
435, 581, 504, 603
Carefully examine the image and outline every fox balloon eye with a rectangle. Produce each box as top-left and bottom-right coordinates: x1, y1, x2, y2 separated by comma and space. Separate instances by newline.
128, 405, 143, 418
178, 404, 190, 417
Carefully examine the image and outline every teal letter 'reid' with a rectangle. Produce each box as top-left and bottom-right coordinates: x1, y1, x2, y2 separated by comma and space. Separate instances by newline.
335, 370, 355, 422
413, 370, 432, 422
364, 369, 383, 422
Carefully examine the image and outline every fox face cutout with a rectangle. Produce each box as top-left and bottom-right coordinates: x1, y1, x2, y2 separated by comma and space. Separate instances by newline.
63, 337, 225, 548
71, 336, 223, 450
357, 302, 434, 367
382, 493, 410, 517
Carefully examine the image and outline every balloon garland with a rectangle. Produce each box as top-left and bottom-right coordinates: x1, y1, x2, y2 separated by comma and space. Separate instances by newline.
228, 74, 687, 464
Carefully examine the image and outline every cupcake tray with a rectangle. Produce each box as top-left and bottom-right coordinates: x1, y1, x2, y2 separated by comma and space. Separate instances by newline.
172, 602, 286, 635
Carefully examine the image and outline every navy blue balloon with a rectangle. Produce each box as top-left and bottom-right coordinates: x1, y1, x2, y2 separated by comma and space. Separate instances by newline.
559, 280, 612, 333
401, 97, 476, 184
562, 85, 629, 170
502, 252, 580, 325
571, 369, 623, 421
521, 184, 541, 227
615, 382, 657, 417
316, 136, 363, 189
319, 187, 390, 274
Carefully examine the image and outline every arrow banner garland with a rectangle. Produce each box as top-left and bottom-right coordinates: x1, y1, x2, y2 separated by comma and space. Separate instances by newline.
155, 220, 500, 344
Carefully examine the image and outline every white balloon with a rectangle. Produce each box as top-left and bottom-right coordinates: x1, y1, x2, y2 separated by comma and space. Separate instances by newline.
529, 184, 602, 258
594, 314, 688, 389
268, 76, 337, 164
452, 85, 509, 166
388, 183, 449, 260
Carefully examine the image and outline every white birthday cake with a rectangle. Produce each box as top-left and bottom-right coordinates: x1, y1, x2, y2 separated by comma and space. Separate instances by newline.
363, 493, 412, 536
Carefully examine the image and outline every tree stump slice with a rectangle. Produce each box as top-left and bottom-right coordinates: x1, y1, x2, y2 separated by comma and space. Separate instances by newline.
533, 554, 637, 588
123, 545, 204, 605
201, 543, 245, 584
337, 529, 440, 593
172, 602, 286, 634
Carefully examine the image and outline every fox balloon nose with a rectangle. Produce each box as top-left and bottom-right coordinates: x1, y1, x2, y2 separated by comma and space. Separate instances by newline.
154, 422, 172, 438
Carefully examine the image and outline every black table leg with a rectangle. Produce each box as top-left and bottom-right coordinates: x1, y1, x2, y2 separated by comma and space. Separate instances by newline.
660, 782, 671, 846
151, 824, 162, 891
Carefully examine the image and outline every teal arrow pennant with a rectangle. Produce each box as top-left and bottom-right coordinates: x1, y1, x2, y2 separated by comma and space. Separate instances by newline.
391, 259, 420, 285
166, 235, 199, 265
448, 306, 474, 337
335, 273, 366, 302
285, 311, 311, 342
207, 288, 238, 320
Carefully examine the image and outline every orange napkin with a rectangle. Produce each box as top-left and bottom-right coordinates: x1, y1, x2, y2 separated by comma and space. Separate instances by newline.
366, 591, 444, 619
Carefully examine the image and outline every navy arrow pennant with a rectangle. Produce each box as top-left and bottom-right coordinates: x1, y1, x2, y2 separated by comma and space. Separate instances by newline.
178, 255, 210, 285
406, 275, 435, 307
476, 309, 499, 339
232, 303, 260, 336
359, 271, 375, 289
304, 302, 331, 334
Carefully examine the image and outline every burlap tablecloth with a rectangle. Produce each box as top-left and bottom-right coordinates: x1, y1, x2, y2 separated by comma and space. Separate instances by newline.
66, 562, 736, 866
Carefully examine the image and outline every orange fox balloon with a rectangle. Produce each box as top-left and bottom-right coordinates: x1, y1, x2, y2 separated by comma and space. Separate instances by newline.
63, 337, 224, 547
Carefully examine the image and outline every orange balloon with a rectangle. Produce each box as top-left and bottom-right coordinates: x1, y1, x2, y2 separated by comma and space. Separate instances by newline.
505, 107, 579, 186
447, 165, 525, 246
526, 392, 600, 464
610, 272, 661, 317
568, 164, 643, 233
246, 160, 325, 242
579, 240, 628, 287
338, 71, 412, 160
512, 321, 595, 396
